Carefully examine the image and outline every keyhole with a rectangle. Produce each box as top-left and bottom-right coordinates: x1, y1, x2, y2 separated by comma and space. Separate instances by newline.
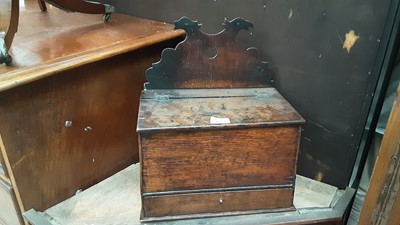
205, 46, 218, 59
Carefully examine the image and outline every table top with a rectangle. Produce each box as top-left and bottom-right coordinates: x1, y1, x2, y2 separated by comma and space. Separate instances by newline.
0, 0, 185, 92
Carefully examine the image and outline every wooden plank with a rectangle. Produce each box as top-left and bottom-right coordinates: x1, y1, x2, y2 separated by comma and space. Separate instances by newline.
387, 191, 400, 225
45, 164, 141, 225
140, 87, 280, 98
140, 127, 299, 193
138, 88, 304, 131
358, 83, 400, 225
35, 164, 354, 225
23, 209, 54, 225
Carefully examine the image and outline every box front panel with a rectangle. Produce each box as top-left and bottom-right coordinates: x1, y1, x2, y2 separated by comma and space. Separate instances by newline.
141, 126, 299, 193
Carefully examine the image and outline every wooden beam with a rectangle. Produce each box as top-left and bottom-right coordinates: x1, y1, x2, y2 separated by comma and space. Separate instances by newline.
359, 83, 400, 225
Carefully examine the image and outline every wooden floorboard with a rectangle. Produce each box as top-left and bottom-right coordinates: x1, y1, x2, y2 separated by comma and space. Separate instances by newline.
23, 164, 355, 225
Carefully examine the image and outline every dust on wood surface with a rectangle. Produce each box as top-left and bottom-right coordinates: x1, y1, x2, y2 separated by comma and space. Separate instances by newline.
138, 88, 304, 131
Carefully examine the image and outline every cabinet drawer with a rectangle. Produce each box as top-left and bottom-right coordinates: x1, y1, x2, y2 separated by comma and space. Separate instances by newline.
142, 187, 294, 221
0, 179, 23, 225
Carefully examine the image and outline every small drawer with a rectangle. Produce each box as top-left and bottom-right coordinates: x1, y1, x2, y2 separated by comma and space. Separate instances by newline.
0, 179, 23, 225
141, 187, 294, 221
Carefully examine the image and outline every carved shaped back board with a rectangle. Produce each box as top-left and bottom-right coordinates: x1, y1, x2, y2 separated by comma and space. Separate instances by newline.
145, 17, 271, 89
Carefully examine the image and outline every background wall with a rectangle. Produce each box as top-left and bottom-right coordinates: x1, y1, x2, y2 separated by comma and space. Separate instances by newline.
107, 0, 392, 188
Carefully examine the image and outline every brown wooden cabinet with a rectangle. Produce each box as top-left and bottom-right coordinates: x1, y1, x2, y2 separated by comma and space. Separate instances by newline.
0, 1, 184, 224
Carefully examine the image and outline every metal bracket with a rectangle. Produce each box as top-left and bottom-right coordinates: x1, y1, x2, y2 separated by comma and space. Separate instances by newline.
104, 4, 116, 14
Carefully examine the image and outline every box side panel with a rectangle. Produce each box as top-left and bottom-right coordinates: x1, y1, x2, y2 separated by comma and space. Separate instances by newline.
141, 126, 299, 193
142, 188, 293, 219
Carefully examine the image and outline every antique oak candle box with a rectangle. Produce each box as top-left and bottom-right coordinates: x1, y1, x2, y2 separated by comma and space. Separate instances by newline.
137, 88, 305, 221
136, 17, 305, 222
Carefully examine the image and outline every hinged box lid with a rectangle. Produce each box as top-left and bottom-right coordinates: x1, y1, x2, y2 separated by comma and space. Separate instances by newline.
137, 88, 305, 132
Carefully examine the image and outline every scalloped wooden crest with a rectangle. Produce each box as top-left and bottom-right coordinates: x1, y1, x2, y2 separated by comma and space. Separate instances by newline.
145, 17, 271, 89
